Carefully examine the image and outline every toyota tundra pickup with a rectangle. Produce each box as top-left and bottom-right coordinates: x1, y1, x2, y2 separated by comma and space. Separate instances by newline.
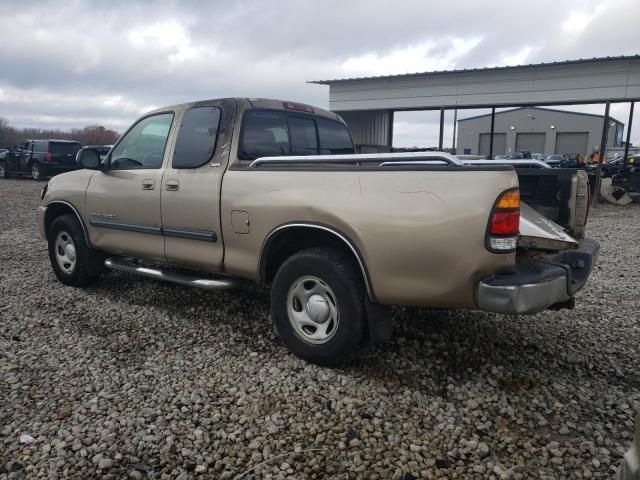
37, 98, 599, 365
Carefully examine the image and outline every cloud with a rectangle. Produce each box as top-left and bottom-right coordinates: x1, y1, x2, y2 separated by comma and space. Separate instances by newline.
0, 0, 638, 146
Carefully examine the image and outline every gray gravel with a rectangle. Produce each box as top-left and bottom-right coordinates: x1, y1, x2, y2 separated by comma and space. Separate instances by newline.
1, 178, 639, 479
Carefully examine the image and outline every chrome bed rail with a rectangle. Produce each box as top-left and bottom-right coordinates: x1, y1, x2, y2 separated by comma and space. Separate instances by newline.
249, 152, 464, 168
380, 159, 552, 168
249, 153, 550, 169
463, 159, 552, 169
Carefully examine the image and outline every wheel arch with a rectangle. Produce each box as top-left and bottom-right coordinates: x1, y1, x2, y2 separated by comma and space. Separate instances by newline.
44, 201, 92, 247
259, 223, 376, 302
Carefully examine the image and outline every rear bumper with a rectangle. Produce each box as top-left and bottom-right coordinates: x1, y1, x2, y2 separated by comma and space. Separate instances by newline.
477, 238, 599, 314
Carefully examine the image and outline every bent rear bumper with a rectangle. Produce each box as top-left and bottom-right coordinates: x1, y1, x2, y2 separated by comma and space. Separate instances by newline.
477, 238, 599, 314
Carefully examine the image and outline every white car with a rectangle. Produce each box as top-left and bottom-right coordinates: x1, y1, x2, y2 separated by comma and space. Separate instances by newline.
545, 154, 563, 167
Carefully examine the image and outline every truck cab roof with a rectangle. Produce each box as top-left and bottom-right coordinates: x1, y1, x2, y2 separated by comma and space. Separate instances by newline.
146, 97, 342, 122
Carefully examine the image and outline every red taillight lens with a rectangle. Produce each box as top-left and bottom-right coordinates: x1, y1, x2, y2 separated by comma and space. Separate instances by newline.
486, 188, 520, 252
46, 152, 53, 162
490, 211, 520, 235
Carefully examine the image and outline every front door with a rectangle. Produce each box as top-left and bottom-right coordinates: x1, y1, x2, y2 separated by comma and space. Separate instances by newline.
5, 146, 21, 173
160, 100, 234, 272
19, 141, 33, 172
85, 112, 176, 261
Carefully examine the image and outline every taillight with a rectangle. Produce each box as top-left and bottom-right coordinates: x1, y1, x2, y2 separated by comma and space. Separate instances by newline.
486, 188, 520, 253
46, 152, 53, 162
283, 101, 314, 113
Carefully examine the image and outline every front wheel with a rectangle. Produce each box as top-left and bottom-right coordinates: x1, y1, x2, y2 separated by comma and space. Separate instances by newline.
48, 214, 103, 287
271, 248, 365, 366
31, 162, 46, 181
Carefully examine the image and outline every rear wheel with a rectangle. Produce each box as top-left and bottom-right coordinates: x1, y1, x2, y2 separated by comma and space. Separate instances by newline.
48, 214, 103, 287
271, 248, 365, 366
31, 162, 45, 181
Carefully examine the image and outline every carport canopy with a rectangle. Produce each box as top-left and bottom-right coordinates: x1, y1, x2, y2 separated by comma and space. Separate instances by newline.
309, 55, 640, 157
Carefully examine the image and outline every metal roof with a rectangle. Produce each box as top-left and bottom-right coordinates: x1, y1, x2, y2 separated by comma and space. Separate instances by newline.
309, 55, 640, 84
458, 106, 624, 125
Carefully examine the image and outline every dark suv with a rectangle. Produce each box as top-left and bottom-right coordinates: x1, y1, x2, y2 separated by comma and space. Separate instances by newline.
0, 139, 82, 180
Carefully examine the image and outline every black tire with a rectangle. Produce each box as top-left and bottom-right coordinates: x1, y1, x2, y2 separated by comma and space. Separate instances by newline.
271, 248, 365, 366
48, 214, 104, 287
31, 162, 46, 181
0, 161, 9, 179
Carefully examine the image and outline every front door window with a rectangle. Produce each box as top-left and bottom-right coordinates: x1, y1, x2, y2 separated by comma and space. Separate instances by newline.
110, 113, 174, 170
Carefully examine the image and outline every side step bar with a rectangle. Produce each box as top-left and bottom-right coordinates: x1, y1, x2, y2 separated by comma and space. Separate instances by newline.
104, 258, 242, 290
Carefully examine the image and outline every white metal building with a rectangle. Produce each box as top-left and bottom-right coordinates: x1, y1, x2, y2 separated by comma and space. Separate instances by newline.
456, 107, 624, 157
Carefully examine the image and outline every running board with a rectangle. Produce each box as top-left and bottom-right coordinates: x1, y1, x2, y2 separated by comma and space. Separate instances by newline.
104, 258, 242, 290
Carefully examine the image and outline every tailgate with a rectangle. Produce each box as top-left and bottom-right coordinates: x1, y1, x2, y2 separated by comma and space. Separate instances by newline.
516, 168, 590, 238
519, 203, 579, 251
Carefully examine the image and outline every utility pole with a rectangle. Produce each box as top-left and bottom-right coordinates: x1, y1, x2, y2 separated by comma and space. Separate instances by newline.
623, 101, 635, 163
438, 109, 445, 151
489, 107, 496, 159
452, 109, 458, 153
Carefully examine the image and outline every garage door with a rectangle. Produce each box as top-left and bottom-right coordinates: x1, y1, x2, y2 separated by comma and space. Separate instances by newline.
515, 133, 546, 154
555, 132, 588, 155
478, 133, 506, 158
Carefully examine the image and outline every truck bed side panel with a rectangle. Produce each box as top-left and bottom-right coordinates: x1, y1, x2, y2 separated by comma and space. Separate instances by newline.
220, 168, 518, 308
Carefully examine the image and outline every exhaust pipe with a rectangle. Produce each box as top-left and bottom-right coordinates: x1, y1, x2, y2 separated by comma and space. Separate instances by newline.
104, 257, 242, 290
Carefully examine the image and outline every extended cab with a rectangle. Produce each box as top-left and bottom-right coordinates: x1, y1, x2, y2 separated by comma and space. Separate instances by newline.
37, 98, 599, 365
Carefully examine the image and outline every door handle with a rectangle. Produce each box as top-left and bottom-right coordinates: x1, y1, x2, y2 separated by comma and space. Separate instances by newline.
142, 179, 155, 190
166, 179, 179, 191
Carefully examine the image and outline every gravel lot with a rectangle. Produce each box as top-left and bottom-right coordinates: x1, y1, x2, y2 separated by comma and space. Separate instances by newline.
1, 178, 639, 479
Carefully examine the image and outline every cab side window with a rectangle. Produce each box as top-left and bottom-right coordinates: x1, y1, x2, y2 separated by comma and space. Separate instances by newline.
239, 111, 290, 159
172, 107, 221, 169
289, 115, 318, 155
110, 113, 174, 170
317, 118, 355, 154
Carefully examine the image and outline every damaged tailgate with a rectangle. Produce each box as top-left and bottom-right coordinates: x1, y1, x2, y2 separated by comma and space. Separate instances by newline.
518, 202, 579, 251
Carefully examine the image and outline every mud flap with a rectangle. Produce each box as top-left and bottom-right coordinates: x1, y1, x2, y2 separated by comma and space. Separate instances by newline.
364, 299, 392, 345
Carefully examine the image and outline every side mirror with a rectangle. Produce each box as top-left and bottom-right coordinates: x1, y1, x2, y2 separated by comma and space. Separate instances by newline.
77, 148, 103, 170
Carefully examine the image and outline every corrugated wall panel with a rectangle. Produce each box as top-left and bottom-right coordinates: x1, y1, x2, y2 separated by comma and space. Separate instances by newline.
337, 110, 391, 146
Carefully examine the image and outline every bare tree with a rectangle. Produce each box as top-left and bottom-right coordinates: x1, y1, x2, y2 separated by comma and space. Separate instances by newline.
0, 117, 21, 147
0, 118, 120, 148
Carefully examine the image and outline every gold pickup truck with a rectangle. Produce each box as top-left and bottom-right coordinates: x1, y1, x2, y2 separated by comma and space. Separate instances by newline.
37, 98, 599, 365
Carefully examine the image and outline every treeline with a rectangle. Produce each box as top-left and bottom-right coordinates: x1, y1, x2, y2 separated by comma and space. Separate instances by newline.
0, 117, 120, 148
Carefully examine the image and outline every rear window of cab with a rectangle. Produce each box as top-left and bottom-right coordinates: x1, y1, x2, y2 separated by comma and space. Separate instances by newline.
238, 109, 354, 160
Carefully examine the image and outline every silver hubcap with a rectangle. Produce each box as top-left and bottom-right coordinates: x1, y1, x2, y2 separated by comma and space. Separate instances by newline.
32, 165, 39, 179
287, 276, 339, 344
54, 231, 76, 274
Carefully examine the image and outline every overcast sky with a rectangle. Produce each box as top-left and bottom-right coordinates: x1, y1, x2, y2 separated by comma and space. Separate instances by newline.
0, 0, 638, 148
